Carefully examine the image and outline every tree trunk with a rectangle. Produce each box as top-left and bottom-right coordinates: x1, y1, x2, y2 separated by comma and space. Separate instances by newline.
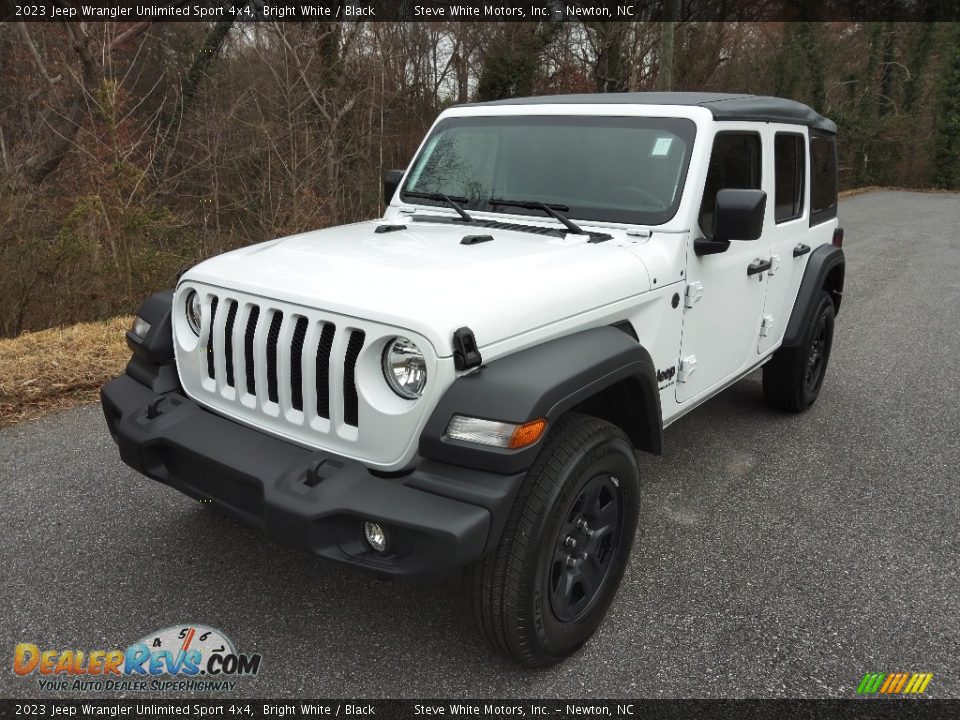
22, 20, 157, 185
658, 0, 678, 91
23, 23, 96, 185
933, 23, 960, 188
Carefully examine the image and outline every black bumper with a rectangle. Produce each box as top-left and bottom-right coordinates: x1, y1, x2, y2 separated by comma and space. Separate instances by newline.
101, 374, 524, 578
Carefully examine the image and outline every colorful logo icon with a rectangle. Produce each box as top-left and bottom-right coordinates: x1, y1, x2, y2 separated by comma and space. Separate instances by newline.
857, 672, 933, 695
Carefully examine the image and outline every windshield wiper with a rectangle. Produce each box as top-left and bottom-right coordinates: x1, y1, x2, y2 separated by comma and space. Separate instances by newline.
488, 198, 586, 236
402, 190, 474, 223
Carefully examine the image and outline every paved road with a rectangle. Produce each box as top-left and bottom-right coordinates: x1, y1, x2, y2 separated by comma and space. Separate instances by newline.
2, 191, 958, 699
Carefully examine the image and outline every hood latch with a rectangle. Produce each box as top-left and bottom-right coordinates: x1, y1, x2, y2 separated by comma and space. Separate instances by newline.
453, 327, 483, 371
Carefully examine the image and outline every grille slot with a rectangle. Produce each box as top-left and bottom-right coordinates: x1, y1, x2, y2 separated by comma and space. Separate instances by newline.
244, 306, 260, 396
265, 311, 284, 404
290, 316, 308, 411
316, 323, 336, 420
206, 296, 219, 379
343, 330, 365, 428
223, 300, 238, 388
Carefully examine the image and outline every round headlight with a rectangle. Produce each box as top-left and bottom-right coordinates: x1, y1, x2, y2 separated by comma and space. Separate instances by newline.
382, 337, 427, 399
185, 290, 202, 336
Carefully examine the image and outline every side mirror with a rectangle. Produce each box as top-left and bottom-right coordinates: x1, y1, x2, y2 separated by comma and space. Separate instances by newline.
383, 169, 405, 205
713, 188, 766, 242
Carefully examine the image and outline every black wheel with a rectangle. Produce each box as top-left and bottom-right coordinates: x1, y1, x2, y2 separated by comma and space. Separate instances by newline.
464, 412, 640, 667
763, 291, 835, 412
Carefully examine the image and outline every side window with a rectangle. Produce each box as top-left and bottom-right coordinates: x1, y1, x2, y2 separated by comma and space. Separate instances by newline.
810, 133, 838, 225
698, 133, 762, 237
774, 133, 805, 223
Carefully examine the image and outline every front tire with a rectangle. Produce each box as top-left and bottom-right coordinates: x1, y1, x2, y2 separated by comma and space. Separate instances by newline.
465, 412, 640, 667
763, 291, 835, 412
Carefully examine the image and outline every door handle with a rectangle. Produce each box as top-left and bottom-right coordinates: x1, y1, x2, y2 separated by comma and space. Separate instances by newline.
747, 258, 772, 276
793, 243, 811, 257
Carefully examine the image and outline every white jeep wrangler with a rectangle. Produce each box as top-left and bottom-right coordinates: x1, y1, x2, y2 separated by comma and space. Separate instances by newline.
102, 92, 845, 667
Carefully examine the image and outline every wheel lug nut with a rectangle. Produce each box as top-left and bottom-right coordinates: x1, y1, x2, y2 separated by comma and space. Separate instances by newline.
564, 536, 577, 549
576, 519, 589, 531
565, 555, 578, 567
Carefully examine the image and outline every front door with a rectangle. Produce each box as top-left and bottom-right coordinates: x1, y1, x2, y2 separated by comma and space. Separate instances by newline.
676, 129, 769, 403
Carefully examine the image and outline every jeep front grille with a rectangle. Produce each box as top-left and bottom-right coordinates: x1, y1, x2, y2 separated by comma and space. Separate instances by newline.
195, 293, 366, 435
174, 282, 447, 469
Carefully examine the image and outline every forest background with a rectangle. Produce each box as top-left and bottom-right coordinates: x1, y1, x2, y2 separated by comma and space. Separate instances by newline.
2, 17, 958, 336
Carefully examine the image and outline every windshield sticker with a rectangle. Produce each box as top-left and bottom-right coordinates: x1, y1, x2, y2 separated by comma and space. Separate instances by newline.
651, 137, 674, 156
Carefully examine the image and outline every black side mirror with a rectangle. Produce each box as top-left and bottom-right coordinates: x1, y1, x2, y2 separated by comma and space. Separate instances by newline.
713, 188, 766, 242
383, 169, 405, 205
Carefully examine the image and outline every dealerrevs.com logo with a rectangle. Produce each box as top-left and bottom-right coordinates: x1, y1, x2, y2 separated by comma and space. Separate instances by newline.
13, 624, 262, 692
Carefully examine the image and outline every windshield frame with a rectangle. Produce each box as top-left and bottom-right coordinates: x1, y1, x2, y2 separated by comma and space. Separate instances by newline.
398, 113, 698, 227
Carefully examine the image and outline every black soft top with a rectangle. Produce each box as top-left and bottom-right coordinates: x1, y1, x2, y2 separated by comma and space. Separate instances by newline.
463, 92, 837, 134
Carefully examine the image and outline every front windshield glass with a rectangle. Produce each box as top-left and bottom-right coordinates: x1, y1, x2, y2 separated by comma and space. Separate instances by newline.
400, 115, 697, 226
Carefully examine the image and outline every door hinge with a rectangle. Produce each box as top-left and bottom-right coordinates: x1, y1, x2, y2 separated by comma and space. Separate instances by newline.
678, 355, 698, 383
768, 254, 781, 276
760, 315, 775, 337
684, 282, 704, 308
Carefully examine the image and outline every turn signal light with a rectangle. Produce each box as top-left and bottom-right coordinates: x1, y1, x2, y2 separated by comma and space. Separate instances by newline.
131, 316, 151, 339
832, 227, 844, 248
509, 418, 548, 449
446, 415, 548, 449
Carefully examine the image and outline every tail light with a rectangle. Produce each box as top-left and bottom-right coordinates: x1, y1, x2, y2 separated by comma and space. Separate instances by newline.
832, 227, 844, 248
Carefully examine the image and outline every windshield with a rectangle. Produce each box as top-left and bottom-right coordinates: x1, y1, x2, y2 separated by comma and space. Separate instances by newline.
400, 115, 697, 226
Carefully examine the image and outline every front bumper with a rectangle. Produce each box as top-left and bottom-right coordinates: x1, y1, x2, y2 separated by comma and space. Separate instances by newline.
101, 373, 523, 578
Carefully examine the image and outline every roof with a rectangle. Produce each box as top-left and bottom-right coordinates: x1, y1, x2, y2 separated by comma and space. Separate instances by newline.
462, 92, 837, 134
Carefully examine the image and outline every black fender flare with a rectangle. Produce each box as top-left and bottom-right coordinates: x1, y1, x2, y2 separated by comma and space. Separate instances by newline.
124, 289, 181, 394
782, 244, 845, 348
419, 326, 663, 475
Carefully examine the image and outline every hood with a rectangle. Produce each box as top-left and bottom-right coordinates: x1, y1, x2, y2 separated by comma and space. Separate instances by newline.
182, 219, 652, 356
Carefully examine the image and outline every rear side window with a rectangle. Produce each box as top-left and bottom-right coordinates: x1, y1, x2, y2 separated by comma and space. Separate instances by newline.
699, 132, 762, 237
774, 133, 805, 223
810, 133, 838, 225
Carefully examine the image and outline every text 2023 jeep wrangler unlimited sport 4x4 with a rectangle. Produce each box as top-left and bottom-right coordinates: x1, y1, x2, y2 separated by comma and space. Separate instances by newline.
102, 92, 844, 667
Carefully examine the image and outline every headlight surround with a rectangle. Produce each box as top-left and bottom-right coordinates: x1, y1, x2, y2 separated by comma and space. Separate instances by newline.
381, 337, 427, 399
185, 290, 202, 336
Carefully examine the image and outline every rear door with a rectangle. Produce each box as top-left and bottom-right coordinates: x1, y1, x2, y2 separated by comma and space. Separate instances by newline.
758, 126, 809, 354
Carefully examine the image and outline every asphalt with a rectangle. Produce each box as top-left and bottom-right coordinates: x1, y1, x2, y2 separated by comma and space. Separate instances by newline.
1, 191, 958, 699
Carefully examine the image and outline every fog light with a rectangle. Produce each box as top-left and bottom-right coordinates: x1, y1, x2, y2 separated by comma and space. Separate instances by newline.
363, 522, 387, 553
131, 316, 151, 339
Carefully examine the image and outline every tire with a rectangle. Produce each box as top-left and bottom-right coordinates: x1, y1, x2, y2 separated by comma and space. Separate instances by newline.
464, 412, 640, 667
762, 291, 835, 412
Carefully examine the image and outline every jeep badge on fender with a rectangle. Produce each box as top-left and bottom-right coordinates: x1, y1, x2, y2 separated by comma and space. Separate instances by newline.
102, 92, 844, 667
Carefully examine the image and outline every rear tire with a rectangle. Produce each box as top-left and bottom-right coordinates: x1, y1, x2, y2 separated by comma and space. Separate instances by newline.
464, 412, 640, 667
763, 291, 835, 412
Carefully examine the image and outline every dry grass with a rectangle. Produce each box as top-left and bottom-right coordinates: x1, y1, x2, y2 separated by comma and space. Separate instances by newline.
0, 317, 131, 429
